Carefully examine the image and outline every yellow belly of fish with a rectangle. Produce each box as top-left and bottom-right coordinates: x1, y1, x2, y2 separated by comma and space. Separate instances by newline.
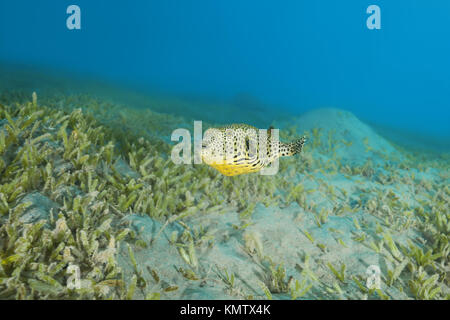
209, 162, 263, 176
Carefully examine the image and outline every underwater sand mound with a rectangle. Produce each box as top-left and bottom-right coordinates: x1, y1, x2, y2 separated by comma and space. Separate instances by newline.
282, 108, 400, 164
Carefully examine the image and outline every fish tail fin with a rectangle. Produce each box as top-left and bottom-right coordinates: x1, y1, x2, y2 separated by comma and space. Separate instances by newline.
281, 136, 307, 156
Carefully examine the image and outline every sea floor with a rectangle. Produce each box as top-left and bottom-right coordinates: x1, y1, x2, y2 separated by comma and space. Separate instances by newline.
0, 79, 448, 300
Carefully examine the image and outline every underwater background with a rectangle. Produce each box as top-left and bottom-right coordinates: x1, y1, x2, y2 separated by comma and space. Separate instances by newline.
0, 1, 449, 299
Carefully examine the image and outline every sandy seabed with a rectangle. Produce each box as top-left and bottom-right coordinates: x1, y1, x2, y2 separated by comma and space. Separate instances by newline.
0, 84, 448, 300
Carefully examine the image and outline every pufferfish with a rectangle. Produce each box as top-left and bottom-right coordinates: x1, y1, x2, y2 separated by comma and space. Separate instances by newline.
201, 123, 306, 176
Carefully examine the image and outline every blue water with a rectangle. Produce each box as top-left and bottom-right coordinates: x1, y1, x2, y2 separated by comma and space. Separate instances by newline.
1, 0, 449, 138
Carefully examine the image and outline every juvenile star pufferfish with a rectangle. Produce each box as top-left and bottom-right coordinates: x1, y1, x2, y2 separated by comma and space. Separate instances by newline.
201, 124, 307, 176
